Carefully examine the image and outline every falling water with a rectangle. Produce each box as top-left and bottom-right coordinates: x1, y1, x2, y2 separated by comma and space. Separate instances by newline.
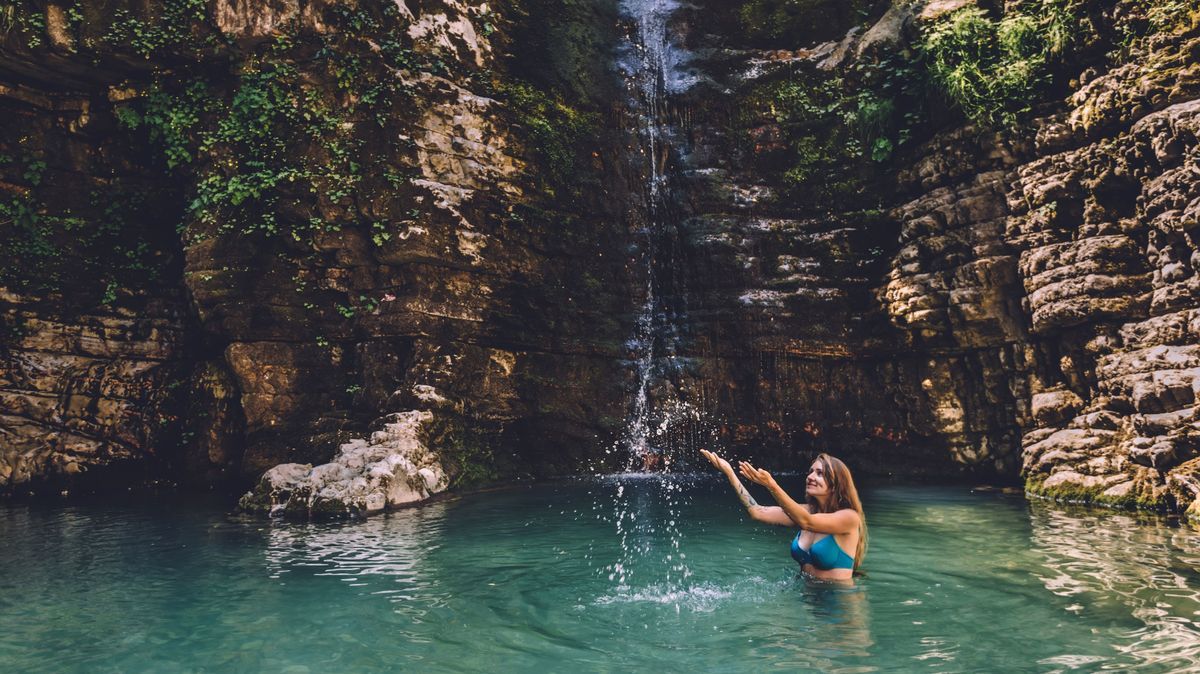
617, 0, 696, 468
599, 0, 701, 594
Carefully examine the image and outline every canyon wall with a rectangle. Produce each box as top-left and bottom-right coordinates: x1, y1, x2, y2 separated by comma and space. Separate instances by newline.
0, 0, 635, 510
3, 0, 1200, 518
658, 0, 1200, 514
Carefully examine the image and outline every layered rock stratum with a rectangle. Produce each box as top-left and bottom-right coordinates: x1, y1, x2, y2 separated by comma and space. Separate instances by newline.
3, 0, 1200, 520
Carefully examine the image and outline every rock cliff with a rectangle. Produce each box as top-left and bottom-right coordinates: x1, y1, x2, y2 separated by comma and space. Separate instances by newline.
0, 0, 634, 512
3, 0, 1200, 520
658, 0, 1200, 515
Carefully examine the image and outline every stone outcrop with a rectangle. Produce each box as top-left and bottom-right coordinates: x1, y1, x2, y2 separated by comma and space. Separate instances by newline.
238, 409, 447, 517
1015, 87, 1200, 512
646, 0, 1200, 510
840, 1, 1200, 512
0, 290, 190, 489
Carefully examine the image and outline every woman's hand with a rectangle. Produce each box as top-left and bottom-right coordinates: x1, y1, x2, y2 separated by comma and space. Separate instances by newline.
700, 449, 734, 476
738, 461, 778, 490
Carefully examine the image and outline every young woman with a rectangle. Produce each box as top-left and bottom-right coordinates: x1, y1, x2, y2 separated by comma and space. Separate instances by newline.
700, 449, 867, 581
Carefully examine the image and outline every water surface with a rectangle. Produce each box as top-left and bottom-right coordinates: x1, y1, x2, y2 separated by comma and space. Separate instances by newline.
2, 478, 1198, 672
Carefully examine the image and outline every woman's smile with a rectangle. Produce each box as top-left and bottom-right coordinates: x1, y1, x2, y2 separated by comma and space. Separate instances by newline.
806, 463, 827, 495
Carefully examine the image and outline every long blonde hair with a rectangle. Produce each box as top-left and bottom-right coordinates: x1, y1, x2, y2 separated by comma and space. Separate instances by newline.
805, 453, 868, 569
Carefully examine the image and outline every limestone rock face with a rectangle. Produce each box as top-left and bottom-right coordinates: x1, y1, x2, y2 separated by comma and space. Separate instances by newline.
0, 52, 194, 491
0, 291, 189, 490
0, 0, 632, 502
4, 0, 1200, 518
1011, 52, 1200, 510
650, 0, 1200, 499
238, 410, 447, 517
875, 3, 1200, 510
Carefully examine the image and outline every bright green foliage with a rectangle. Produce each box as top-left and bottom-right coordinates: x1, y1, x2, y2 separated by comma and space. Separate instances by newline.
189, 61, 358, 240
102, 0, 209, 58
918, 1, 1083, 126
742, 50, 930, 209
1, 3, 45, 49
111, 5, 420, 247
126, 80, 213, 169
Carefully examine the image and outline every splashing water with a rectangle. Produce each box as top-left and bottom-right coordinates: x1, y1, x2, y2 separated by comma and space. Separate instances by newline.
598, 0, 709, 594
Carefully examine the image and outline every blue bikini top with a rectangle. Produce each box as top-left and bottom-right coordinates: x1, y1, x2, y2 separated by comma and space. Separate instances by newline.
790, 531, 855, 570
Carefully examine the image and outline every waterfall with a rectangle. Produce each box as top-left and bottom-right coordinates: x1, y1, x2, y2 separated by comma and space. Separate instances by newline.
617, 0, 697, 471
599, 0, 699, 593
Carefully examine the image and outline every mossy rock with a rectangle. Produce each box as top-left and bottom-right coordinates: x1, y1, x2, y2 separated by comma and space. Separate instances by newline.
1025, 471, 1167, 512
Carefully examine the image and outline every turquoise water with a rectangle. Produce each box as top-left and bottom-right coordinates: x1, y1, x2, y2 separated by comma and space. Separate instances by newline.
2, 476, 1199, 672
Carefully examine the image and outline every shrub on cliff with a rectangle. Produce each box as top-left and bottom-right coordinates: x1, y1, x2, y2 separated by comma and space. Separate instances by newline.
917, 0, 1085, 126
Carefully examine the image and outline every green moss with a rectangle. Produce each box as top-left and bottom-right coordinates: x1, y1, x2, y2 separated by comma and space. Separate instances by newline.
1185, 497, 1200, 524
494, 79, 600, 199
502, 0, 620, 105
421, 414, 499, 489
738, 48, 930, 210
1025, 476, 1165, 512
735, 0, 875, 47
1146, 0, 1200, 32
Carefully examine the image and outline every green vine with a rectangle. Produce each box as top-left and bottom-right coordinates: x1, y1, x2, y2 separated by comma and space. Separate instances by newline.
740, 49, 930, 209
0, 152, 173, 305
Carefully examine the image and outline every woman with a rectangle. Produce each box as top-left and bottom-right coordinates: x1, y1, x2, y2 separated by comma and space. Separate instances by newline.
700, 449, 866, 581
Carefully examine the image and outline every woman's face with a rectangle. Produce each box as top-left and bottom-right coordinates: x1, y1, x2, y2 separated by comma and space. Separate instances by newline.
806, 460, 829, 499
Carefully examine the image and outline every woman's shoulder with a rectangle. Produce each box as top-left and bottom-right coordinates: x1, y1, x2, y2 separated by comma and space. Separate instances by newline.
832, 507, 862, 523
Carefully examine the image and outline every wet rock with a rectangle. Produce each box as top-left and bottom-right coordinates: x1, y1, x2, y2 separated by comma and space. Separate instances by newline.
6, 0, 1200, 513
856, 2, 917, 58
918, 0, 976, 22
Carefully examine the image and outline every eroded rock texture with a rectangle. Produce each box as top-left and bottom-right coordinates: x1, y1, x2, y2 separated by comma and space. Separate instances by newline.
634, 2, 1028, 477
643, 0, 1200, 512
0, 0, 632, 509
0, 59, 195, 491
744, 0, 1200, 512
3, 0, 1200, 521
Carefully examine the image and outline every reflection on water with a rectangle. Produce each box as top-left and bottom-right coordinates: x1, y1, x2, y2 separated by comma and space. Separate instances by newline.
1028, 502, 1200, 671
6, 484, 1200, 672
263, 501, 451, 624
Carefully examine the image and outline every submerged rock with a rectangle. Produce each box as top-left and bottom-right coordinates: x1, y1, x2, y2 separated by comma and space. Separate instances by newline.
238, 410, 448, 518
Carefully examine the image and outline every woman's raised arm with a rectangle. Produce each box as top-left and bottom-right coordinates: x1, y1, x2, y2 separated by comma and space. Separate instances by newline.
700, 450, 798, 526
738, 461, 859, 535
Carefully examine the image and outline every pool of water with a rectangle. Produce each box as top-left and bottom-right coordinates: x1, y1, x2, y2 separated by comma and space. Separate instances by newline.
2, 476, 1199, 672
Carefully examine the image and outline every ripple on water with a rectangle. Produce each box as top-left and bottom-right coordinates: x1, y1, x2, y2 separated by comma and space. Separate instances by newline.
594, 580, 744, 612
3, 483, 1200, 672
